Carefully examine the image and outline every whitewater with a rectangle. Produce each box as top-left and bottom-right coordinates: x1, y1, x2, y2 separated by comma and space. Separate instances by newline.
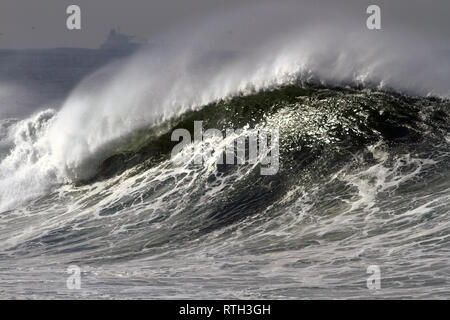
0, 5, 449, 298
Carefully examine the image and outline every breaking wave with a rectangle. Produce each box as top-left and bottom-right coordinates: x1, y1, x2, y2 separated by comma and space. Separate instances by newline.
1, 6, 450, 298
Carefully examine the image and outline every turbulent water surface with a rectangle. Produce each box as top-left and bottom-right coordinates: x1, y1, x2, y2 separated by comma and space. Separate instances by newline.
1, 5, 450, 297
1, 80, 449, 299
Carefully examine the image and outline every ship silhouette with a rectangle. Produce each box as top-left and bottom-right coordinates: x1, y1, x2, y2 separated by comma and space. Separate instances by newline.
100, 28, 140, 52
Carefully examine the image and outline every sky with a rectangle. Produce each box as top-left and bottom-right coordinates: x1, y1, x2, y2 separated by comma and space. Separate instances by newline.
0, 0, 449, 49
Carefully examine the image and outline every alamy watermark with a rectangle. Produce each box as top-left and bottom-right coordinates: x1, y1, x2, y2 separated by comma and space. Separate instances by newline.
366, 265, 381, 290
171, 121, 279, 175
366, 5, 381, 30
66, 5, 81, 30
66, 265, 81, 290
65, 5, 380, 32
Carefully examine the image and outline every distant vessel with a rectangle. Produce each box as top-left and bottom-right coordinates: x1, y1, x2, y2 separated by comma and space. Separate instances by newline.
100, 28, 140, 52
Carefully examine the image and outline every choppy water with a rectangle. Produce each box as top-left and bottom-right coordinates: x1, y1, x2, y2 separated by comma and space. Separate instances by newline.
2, 8, 450, 297
1, 82, 449, 299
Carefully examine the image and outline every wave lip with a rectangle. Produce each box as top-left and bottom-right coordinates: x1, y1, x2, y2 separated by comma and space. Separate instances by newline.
32, 22, 450, 186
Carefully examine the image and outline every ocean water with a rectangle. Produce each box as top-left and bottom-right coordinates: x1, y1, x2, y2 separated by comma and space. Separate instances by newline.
0, 27, 449, 299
